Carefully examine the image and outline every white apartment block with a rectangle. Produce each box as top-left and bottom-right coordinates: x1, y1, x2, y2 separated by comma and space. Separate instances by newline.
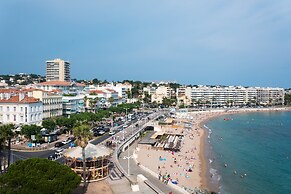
190, 86, 284, 106
88, 83, 132, 103
0, 93, 43, 125
176, 87, 192, 106
87, 88, 119, 108
25, 89, 63, 119
143, 86, 157, 96
151, 86, 172, 103
46, 58, 70, 82
63, 95, 84, 117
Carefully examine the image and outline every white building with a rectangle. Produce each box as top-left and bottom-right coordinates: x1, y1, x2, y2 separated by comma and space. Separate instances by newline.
34, 81, 85, 95
151, 86, 172, 103
190, 86, 284, 107
62, 95, 84, 117
176, 87, 192, 106
0, 93, 42, 125
25, 89, 63, 119
86, 88, 119, 109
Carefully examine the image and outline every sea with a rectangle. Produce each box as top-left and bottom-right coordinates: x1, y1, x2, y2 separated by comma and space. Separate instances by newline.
204, 111, 291, 194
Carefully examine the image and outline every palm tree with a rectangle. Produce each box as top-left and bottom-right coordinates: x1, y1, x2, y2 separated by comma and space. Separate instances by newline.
84, 96, 88, 112
89, 99, 94, 112
0, 124, 15, 170
93, 97, 99, 112
73, 124, 93, 188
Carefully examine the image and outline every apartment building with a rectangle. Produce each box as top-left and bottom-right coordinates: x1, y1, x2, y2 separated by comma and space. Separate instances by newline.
0, 93, 42, 125
25, 89, 63, 119
151, 86, 172, 103
190, 86, 284, 106
34, 81, 85, 95
62, 95, 84, 117
46, 58, 70, 82
176, 87, 192, 106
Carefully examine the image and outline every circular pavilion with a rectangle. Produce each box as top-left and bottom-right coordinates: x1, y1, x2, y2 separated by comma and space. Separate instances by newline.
63, 143, 112, 182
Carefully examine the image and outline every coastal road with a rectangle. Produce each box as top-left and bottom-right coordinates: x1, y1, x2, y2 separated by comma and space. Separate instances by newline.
11, 131, 115, 163
10, 113, 150, 164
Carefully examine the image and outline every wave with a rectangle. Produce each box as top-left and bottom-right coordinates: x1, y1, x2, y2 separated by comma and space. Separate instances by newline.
210, 168, 221, 182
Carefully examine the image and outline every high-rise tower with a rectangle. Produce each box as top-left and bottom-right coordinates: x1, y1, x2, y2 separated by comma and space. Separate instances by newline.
46, 58, 70, 82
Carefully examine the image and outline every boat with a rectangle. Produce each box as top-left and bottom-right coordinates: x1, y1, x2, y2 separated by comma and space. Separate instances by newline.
224, 118, 232, 121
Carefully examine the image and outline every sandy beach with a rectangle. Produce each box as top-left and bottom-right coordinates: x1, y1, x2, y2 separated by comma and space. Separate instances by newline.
135, 107, 290, 193
135, 111, 222, 193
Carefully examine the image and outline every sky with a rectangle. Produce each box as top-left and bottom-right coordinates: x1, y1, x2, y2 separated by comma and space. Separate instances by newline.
1, 0, 291, 88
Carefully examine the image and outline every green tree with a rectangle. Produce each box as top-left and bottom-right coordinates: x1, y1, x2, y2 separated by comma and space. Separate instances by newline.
108, 97, 115, 106
20, 125, 41, 140
73, 125, 93, 188
0, 158, 81, 194
42, 119, 56, 132
284, 94, 291, 105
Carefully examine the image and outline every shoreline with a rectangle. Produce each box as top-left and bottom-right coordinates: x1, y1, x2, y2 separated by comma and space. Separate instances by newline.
196, 107, 291, 192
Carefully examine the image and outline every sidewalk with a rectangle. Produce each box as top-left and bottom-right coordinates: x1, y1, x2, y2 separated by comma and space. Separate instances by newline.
118, 140, 180, 194
11, 134, 70, 152
72, 180, 114, 194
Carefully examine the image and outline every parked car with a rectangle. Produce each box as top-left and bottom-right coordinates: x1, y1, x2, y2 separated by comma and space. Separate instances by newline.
103, 128, 110, 132
109, 131, 115, 136
94, 130, 105, 136
62, 140, 69, 145
55, 142, 64, 147
48, 153, 58, 160
55, 148, 64, 155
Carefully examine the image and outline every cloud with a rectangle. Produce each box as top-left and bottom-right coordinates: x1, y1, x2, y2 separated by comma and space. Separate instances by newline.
1, 0, 291, 87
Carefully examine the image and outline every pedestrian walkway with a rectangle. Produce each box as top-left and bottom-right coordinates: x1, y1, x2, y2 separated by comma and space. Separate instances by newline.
118, 141, 180, 194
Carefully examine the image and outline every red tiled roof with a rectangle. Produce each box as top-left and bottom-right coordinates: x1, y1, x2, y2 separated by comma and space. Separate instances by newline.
22, 88, 44, 92
37, 81, 85, 87
0, 95, 40, 104
105, 89, 116, 93
0, 89, 18, 93
90, 90, 105, 94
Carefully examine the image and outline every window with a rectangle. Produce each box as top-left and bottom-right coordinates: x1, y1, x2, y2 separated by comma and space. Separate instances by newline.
20, 115, 24, 122
7, 114, 10, 121
14, 107, 16, 112
20, 107, 23, 112
13, 115, 16, 121
31, 107, 33, 112
0, 106, 2, 111
7, 106, 9, 111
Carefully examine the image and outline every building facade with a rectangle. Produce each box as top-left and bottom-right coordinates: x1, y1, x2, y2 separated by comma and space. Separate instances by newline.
27, 89, 63, 119
46, 58, 70, 82
0, 93, 43, 125
62, 95, 84, 117
34, 81, 85, 95
190, 86, 284, 107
